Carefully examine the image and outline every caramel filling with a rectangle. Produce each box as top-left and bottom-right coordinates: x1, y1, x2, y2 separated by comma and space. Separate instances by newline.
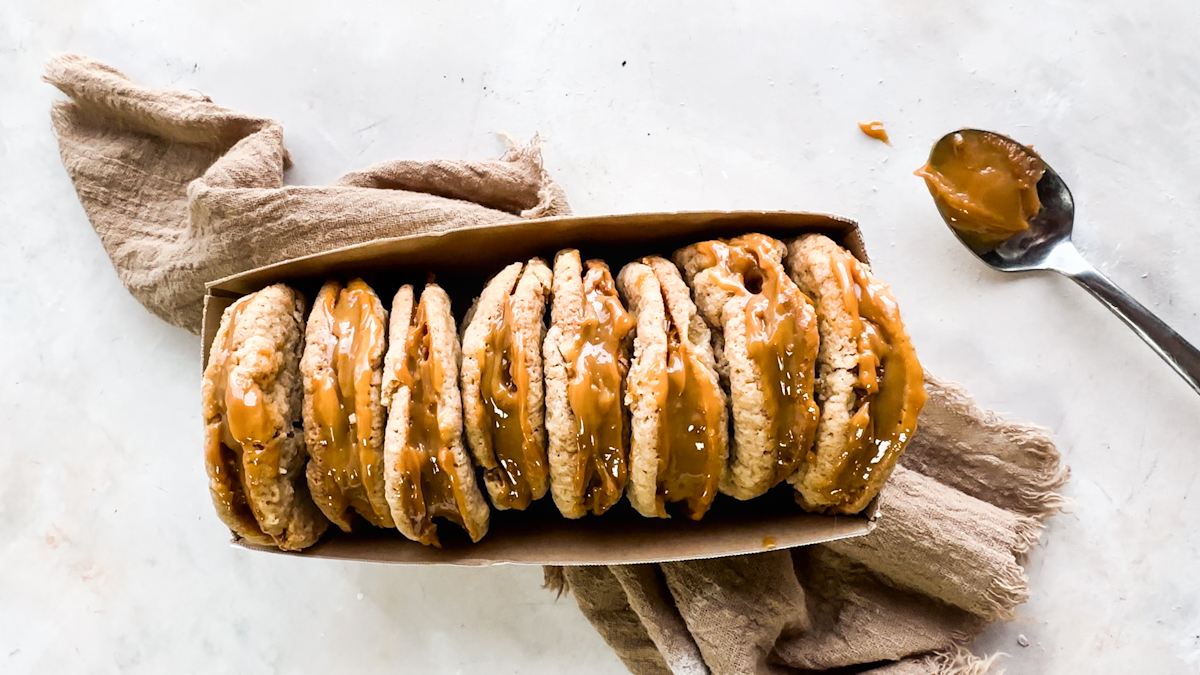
696, 234, 821, 486
653, 303, 725, 520
563, 262, 634, 515
819, 248, 926, 504
309, 280, 388, 527
915, 131, 1045, 249
206, 300, 280, 536
858, 120, 890, 145
393, 296, 471, 547
477, 274, 546, 510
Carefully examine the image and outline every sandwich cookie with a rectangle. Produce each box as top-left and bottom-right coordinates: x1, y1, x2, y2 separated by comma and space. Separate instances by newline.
616, 256, 729, 520
381, 284, 490, 546
675, 233, 820, 500
301, 279, 395, 531
544, 250, 635, 518
202, 284, 329, 551
460, 259, 553, 510
786, 234, 927, 514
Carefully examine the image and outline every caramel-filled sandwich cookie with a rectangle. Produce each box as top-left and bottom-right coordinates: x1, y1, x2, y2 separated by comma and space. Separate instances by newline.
786, 234, 927, 514
202, 284, 329, 551
381, 285, 489, 547
461, 259, 553, 510
675, 234, 820, 500
616, 256, 728, 520
300, 279, 394, 531
544, 251, 635, 518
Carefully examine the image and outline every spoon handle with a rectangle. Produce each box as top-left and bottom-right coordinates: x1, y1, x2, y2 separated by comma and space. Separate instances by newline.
1056, 247, 1200, 394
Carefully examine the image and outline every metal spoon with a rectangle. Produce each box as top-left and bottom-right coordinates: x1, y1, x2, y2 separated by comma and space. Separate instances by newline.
922, 129, 1200, 394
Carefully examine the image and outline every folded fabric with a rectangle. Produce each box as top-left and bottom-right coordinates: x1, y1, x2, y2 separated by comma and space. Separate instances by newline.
46, 55, 1068, 675
44, 54, 569, 333
548, 378, 1067, 675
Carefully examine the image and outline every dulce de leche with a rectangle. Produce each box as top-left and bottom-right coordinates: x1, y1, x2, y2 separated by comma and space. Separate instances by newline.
477, 279, 548, 510
563, 262, 635, 516
649, 283, 726, 520
915, 131, 1045, 249
308, 280, 390, 528
858, 120, 891, 145
206, 300, 278, 535
392, 294, 471, 547
818, 247, 926, 506
695, 234, 821, 487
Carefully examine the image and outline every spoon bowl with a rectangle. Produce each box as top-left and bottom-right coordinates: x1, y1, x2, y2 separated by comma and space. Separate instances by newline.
923, 128, 1200, 393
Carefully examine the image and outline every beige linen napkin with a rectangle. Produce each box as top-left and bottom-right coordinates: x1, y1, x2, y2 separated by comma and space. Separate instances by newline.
46, 54, 1068, 675
547, 379, 1067, 674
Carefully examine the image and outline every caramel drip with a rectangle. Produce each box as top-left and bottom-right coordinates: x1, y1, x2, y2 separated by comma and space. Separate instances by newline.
206, 300, 272, 536
654, 309, 725, 520
478, 273, 546, 509
564, 262, 634, 515
858, 120, 891, 145
309, 280, 388, 527
393, 295, 471, 547
915, 131, 1045, 249
695, 234, 820, 485
819, 248, 927, 504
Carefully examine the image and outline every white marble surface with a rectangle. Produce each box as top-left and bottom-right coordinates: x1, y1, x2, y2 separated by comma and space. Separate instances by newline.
4, 2, 1200, 673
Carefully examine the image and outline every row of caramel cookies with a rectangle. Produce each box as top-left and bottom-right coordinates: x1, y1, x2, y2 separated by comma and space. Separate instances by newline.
201, 233, 926, 551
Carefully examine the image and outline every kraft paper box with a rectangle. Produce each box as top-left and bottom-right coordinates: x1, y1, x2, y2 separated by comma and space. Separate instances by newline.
202, 211, 880, 566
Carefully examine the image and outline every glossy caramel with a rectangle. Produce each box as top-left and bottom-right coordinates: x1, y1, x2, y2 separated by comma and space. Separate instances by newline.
309, 280, 389, 527
477, 272, 547, 510
563, 262, 635, 515
695, 234, 821, 487
205, 300, 272, 537
916, 131, 1045, 249
653, 306, 725, 520
816, 248, 926, 506
858, 120, 891, 145
392, 294, 471, 547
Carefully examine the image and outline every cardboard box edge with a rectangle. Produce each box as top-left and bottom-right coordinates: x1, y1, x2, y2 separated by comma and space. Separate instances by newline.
203, 210, 882, 566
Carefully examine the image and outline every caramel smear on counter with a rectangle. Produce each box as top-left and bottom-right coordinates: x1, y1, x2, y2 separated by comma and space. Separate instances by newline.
858, 120, 891, 145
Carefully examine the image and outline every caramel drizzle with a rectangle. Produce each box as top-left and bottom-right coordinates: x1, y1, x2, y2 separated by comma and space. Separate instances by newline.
696, 234, 821, 486
564, 262, 634, 515
393, 293, 471, 547
643, 261, 725, 520
309, 280, 388, 527
206, 299, 275, 537
820, 249, 927, 503
478, 269, 546, 509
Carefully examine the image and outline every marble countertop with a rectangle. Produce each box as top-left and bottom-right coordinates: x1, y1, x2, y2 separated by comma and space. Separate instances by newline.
4, 2, 1200, 673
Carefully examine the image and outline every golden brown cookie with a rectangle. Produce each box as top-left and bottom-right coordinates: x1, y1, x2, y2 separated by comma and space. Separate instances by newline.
380, 284, 490, 547
786, 234, 927, 514
544, 250, 634, 518
675, 233, 820, 500
616, 256, 728, 520
202, 284, 329, 551
460, 259, 553, 511
300, 279, 393, 531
